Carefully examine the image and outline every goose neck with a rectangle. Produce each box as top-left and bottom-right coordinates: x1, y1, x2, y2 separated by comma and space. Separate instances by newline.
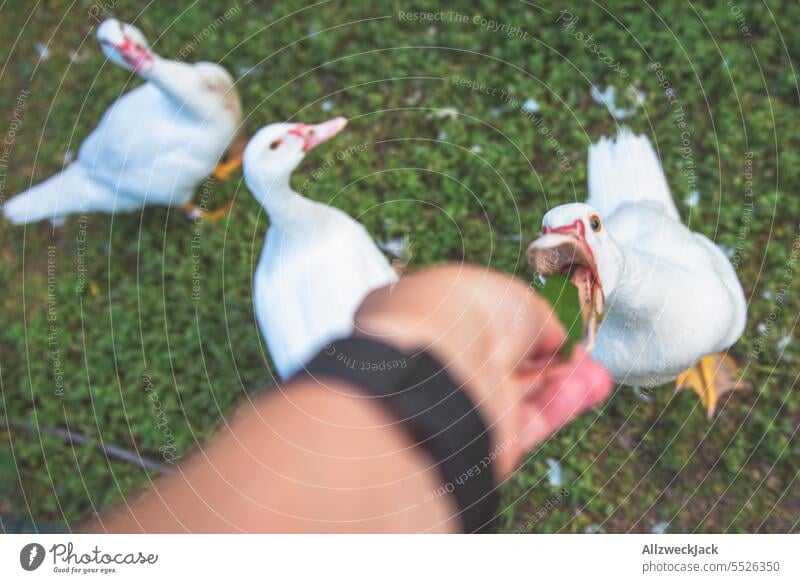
256, 178, 310, 224
143, 58, 224, 120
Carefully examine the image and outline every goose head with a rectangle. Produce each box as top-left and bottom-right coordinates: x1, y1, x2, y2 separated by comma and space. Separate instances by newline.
97, 19, 154, 74
243, 117, 348, 196
527, 203, 622, 349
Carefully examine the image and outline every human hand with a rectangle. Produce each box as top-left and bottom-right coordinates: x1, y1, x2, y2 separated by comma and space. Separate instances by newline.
354, 263, 612, 479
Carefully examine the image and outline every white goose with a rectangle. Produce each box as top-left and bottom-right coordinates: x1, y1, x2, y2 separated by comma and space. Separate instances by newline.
528, 129, 748, 416
244, 118, 398, 379
3, 19, 243, 225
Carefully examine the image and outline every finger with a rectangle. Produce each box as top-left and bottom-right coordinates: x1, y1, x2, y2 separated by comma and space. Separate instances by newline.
518, 352, 613, 450
518, 344, 589, 393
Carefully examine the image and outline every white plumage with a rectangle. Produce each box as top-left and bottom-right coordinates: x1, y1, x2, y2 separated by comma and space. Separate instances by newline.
587, 130, 679, 220
244, 119, 398, 379
3, 19, 241, 225
529, 130, 747, 412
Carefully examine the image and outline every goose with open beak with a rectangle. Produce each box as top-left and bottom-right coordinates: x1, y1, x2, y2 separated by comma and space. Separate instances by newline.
529, 216, 606, 350
527, 130, 748, 417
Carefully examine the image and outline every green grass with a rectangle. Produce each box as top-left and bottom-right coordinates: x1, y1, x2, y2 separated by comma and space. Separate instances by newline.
1, 0, 798, 533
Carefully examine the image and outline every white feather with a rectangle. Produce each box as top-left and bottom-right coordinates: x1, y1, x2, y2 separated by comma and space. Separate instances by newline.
587, 128, 679, 220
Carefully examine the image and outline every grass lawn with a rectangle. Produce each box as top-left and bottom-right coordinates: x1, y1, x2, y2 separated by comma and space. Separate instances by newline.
1, 0, 798, 533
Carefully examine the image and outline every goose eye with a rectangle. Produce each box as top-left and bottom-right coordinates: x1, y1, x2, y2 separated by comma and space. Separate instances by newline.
589, 215, 602, 232
269, 139, 282, 150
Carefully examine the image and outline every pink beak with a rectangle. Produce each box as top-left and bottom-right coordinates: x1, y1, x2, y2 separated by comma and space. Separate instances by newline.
289, 117, 348, 152
116, 36, 153, 73
539, 219, 596, 266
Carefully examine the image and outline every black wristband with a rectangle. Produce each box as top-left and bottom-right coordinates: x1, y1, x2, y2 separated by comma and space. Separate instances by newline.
291, 336, 499, 533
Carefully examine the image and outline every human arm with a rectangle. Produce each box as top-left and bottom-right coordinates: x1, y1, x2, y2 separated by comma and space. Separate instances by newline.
94, 264, 611, 532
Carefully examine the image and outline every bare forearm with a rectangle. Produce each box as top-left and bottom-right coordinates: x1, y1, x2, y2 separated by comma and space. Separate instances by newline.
95, 379, 457, 533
